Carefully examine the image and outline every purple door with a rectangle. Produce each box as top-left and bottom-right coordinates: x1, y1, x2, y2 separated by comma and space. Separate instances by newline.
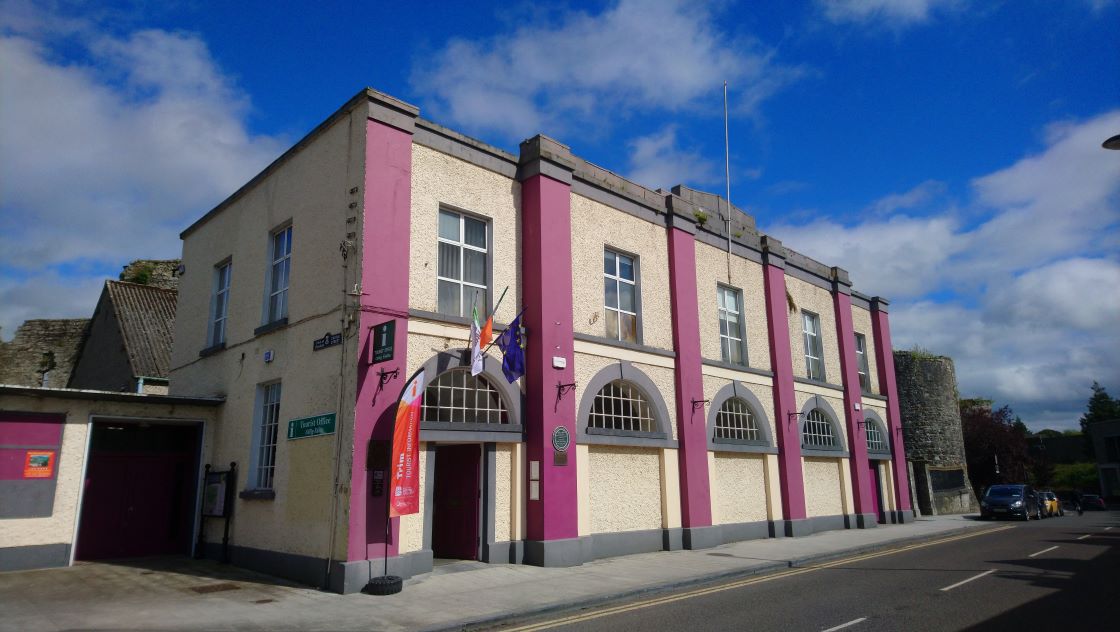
76, 423, 200, 560
432, 445, 480, 560
868, 460, 884, 523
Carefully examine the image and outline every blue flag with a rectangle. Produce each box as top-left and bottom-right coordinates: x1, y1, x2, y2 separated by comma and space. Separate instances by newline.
496, 312, 526, 383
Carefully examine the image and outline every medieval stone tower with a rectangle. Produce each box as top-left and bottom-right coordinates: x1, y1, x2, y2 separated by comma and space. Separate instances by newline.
893, 351, 979, 515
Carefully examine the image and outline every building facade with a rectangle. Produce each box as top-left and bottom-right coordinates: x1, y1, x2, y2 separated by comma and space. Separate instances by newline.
168, 88, 913, 593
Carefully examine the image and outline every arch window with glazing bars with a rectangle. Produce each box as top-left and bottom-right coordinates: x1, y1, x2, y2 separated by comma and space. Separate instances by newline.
589, 380, 655, 433
714, 397, 761, 442
866, 419, 888, 454
422, 368, 509, 424
802, 408, 838, 449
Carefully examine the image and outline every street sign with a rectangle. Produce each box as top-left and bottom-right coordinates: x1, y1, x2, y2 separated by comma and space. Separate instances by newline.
313, 332, 342, 351
371, 320, 395, 364
287, 413, 337, 440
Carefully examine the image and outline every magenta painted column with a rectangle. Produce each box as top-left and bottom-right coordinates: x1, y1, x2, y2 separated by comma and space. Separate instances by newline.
518, 136, 581, 566
760, 236, 809, 535
347, 92, 419, 581
831, 268, 876, 528
664, 213, 715, 548
870, 297, 914, 522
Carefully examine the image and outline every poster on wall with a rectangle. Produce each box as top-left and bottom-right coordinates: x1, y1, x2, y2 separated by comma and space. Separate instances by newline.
22, 450, 56, 479
201, 470, 230, 517
388, 368, 425, 517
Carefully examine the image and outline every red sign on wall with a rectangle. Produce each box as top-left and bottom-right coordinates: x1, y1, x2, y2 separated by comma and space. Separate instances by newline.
23, 450, 56, 479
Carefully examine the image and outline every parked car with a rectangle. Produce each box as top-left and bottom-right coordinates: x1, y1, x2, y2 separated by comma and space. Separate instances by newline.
980, 484, 1041, 521
1080, 494, 1107, 510
1039, 491, 1062, 517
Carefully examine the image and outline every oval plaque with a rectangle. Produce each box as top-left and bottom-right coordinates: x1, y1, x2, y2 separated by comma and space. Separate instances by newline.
552, 426, 571, 453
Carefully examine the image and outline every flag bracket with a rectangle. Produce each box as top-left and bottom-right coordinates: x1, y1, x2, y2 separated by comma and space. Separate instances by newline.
556, 382, 577, 398
691, 398, 710, 410
377, 367, 399, 389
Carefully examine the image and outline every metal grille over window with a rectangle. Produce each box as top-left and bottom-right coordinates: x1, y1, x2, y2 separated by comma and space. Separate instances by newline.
437, 209, 488, 318
604, 249, 638, 343
802, 408, 837, 448
866, 420, 887, 454
714, 397, 760, 442
256, 382, 282, 489
802, 311, 825, 381
422, 369, 509, 424
589, 380, 654, 432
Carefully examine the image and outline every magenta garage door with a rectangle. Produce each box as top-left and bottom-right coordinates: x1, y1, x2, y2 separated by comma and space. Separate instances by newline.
76, 422, 202, 560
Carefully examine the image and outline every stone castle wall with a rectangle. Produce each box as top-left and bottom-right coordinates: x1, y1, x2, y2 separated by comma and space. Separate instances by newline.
0, 319, 89, 387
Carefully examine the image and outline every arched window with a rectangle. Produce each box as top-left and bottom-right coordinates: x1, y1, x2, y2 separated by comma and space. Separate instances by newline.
589, 380, 655, 432
865, 415, 890, 456
714, 398, 761, 443
422, 368, 509, 424
802, 408, 838, 449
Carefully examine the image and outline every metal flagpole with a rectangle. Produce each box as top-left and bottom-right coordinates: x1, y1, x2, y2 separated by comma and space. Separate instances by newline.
724, 80, 733, 285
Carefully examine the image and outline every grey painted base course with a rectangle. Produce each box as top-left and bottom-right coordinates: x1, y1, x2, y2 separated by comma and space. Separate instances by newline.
0, 543, 71, 572
331, 549, 433, 594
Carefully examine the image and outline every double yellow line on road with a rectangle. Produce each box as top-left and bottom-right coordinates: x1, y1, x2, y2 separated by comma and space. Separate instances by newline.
498, 525, 1016, 632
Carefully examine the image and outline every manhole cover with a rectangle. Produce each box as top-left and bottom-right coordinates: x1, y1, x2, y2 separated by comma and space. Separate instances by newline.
190, 583, 241, 594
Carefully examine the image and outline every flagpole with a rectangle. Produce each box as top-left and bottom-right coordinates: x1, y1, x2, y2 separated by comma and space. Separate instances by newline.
482, 307, 526, 355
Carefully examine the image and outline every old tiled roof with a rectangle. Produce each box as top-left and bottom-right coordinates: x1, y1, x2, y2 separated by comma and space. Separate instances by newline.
105, 281, 177, 379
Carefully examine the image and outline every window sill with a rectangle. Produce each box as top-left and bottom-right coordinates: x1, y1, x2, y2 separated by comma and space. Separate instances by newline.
793, 376, 845, 393
572, 332, 675, 359
709, 440, 778, 455
254, 318, 289, 337
199, 342, 226, 358
580, 427, 676, 449
701, 358, 773, 378
868, 450, 893, 459
239, 488, 276, 501
801, 448, 851, 459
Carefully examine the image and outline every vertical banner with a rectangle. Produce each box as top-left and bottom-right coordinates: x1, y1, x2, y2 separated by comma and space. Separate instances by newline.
389, 369, 425, 517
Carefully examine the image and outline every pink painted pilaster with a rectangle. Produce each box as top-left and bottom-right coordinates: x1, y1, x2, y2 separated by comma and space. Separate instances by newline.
349, 95, 419, 564
519, 136, 579, 556
665, 224, 713, 532
831, 271, 874, 524
760, 237, 807, 525
870, 297, 913, 516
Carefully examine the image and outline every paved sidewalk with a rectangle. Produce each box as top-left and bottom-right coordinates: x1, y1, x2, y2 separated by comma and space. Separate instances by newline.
0, 516, 993, 632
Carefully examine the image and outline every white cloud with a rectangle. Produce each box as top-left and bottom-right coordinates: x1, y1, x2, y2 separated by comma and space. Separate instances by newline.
626, 126, 722, 191
411, 0, 804, 142
0, 9, 285, 338
819, 0, 965, 26
766, 109, 1120, 430
866, 179, 946, 215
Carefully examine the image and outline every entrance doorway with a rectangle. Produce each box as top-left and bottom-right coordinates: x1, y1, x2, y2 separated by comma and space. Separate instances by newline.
76, 421, 202, 560
431, 444, 481, 561
868, 460, 884, 524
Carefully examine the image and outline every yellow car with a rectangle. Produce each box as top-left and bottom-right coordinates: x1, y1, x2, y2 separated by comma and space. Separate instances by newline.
1040, 491, 1062, 517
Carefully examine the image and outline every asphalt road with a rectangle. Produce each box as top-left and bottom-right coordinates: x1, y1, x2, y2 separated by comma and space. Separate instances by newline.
486, 511, 1119, 632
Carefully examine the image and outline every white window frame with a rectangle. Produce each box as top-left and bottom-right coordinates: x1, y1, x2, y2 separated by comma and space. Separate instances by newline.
604, 248, 639, 343
250, 381, 282, 490
865, 418, 889, 454
265, 225, 292, 324
802, 310, 825, 381
855, 333, 871, 393
589, 380, 655, 433
802, 408, 838, 449
209, 260, 232, 347
436, 209, 489, 319
714, 397, 762, 443
717, 285, 746, 365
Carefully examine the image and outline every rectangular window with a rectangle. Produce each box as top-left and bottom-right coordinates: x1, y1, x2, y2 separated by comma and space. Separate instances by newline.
436, 209, 488, 318
802, 310, 825, 381
210, 261, 232, 347
267, 226, 292, 323
855, 333, 871, 392
604, 249, 638, 343
254, 382, 282, 489
717, 285, 746, 365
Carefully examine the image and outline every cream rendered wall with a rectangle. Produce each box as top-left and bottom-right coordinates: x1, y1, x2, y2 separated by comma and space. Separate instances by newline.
494, 443, 512, 543
573, 349, 677, 440
803, 457, 844, 517
0, 395, 216, 552
851, 305, 880, 396
708, 452, 768, 525
409, 144, 521, 325
588, 446, 663, 533
170, 110, 367, 561
694, 242, 770, 370
786, 277, 840, 383
570, 195, 673, 351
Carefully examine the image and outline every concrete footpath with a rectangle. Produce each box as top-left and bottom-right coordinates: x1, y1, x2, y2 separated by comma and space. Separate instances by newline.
0, 516, 994, 632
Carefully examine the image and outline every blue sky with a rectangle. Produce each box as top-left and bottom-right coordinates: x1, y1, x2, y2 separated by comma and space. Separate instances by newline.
1, 0, 1117, 431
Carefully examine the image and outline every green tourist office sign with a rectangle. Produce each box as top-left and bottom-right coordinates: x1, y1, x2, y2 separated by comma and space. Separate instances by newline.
287, 413, 336, 440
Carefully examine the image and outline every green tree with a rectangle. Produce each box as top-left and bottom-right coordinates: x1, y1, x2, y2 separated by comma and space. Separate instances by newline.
1079, 382, 1120, 453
